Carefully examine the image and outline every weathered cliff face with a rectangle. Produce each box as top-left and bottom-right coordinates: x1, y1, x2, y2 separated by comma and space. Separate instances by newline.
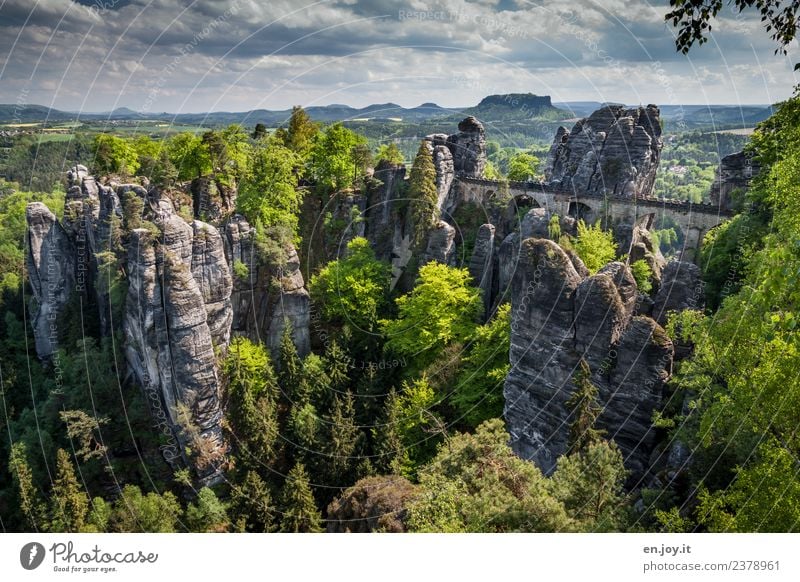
423, 134, 455, 210
420, 220, 456, 266
222, 214, 311, 358
25, 168, 311, 481
544, 104, 662, 199
26, 203, 74, 359
709, 150, 760, 212
503, 237, 677, 480
468, 223, 495, 317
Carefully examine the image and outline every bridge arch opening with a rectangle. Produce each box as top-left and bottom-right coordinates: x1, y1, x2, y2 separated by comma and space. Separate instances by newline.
515, 194, 541, 210
568, 201, 593, 222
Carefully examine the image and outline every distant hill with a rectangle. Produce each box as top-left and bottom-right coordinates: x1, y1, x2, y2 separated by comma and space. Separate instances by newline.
0, 97, 775, 133
0, 104, 75, 123
0, 93, 570, 126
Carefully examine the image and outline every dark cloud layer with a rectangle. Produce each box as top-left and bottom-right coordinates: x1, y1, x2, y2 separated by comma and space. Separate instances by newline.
0, 0, 795, 112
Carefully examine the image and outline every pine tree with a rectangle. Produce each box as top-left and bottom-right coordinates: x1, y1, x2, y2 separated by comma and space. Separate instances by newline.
279, 462, 323, 533
278, 323, 302, 398
324, 340, 351, 392
567, 359, 606, 452
408, 140, 439, 245
186, 487, 230, 532
325, 391, 360, 484
373, 388, 411, 476
49, 449, 90, 532
230, 470, 276, 532
8, 442, 44, 531
225, 339, 280, 467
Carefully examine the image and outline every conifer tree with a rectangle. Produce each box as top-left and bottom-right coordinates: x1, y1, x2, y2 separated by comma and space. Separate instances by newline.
567, 359, 606, 453
372, 388, 411, 476
325, 391, 360, 484
278, 323, 302, 398
230, 470, 276, 532
224, 338, 280, 466
8, 442, 44, 531
279, 462, 323, 533
49, 448, 90, 532
408, 140, 439, 245
286, 106, 319, 159
324, 340, 351, 392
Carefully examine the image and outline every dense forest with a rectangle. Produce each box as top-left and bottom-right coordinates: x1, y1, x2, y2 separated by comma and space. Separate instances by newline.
0, 88, 798, 533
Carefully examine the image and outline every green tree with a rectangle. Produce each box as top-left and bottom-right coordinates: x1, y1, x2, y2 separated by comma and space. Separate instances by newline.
549, 440, 628, 531
389, 375, 442, 468
168, 132, 211, 179
323, 391, 360, 484
286, 106, 319, 159
223, 337, 280, 467
372, 388, 412, 476
309, 123, 364, 192
49, 449, 90, 532
237, 137, 302, 238
450, 303, 511, 427
507, 152, 540, 181
186, 487, 230, 532
308, 237, 391, 332
229, 470, 276, 532
109, 485, 182, 532
630, 259, 653, 294
279, 462, 323, 532
407, 419, 574, 532
8, 442, 44, 531
252, 123, 268, 140
375, 143, 404, 165
662, 93, 800, 531
92, 134, 140, 176
278, 324, 302, 396
571, 219, 617, 274
407, 141, 439, 244
381, 263, 482, 368
566, 359, 606, 452
219, 124, 252, 185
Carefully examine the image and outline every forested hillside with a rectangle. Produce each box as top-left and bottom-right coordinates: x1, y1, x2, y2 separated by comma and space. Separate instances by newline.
0, 88, 797, 533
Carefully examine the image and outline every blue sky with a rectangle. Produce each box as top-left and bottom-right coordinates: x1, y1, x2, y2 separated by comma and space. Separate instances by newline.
0, 0, 796, 112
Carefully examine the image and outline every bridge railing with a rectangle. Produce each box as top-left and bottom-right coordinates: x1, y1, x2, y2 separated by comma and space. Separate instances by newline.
453, 174, 731, 216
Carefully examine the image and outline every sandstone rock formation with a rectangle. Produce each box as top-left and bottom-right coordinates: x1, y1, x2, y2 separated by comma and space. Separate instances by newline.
420, 220, 456, 266
25, 168, 311, 481
709, 150, 761, 212
468, 223, 495, 317
446, 116, 487, 178
652, 261, 703, 327
544, 104, 662, 198
504, 238, 677, 480
326, 475, 418, 533
26, 203, 74, 359
423, 133, 455, 210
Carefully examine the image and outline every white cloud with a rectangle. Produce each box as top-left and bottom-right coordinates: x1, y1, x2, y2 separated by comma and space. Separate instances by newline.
0, 0, 794, 111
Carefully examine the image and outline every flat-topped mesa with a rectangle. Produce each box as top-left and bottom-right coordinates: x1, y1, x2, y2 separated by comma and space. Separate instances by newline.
544, 104, 663, 199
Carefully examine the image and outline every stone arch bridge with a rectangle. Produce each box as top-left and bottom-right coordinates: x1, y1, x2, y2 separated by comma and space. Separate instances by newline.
455, 175, 732, 260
